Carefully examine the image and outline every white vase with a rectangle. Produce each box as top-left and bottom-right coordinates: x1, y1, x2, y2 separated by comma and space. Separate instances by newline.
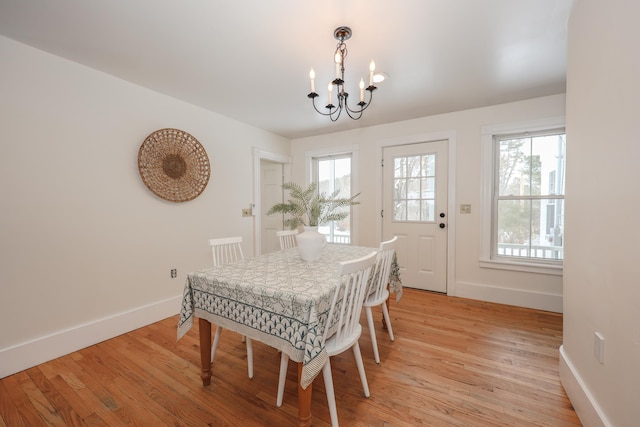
296, 226, 326, 261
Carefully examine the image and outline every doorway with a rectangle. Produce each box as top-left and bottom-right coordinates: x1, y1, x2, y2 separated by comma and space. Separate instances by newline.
382, 140, 449, 293
253, 149, 291, 256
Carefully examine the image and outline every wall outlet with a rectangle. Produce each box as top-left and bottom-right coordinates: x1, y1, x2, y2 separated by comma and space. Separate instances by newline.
170, 268, 177, 278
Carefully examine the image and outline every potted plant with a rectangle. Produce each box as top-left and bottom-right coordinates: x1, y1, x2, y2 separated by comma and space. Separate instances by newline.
267, 181, 360, 260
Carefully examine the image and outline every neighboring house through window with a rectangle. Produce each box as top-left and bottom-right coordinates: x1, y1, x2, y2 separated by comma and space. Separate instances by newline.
481, 118, 565, 274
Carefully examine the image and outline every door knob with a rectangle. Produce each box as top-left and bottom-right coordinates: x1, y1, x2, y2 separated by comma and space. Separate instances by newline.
439, 212, 445, 218
439, 223, 446, 229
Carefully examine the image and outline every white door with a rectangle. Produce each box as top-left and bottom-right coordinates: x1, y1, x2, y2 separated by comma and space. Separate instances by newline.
383, 140, 448, 293
260, 159, 283, 254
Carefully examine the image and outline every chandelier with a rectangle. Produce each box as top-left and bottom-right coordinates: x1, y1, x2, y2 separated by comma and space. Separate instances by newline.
308, 26, 377, 121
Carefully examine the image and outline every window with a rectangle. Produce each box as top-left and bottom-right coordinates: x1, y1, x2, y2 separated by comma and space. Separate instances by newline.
312, 153, 354, 244
481, 118, 565, 274
393, 154, 436, 222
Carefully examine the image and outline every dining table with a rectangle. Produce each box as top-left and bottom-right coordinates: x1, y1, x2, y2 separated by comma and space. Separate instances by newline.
177, 243, 401, 426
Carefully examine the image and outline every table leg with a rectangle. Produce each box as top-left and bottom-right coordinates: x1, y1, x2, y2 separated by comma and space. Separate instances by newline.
382, 283, 390, 330
199, 318, 212, 386
297, 362, 312, 427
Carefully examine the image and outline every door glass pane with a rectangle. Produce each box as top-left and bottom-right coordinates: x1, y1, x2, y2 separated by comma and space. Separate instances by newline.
408, 156, 421, 177
394, 179, 406, 199
394, 201, 406, 220
422, 155, 435, 176
407, 178, 420, 198
394, 157, 406, 178
421, 177, 435, 199
407, 200, 420, 221
422, 200, 434, 222
392, 154, 436, 222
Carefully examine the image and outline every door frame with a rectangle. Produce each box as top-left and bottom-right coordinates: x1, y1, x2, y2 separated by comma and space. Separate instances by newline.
375, 131, 457, 296
252, 148, 291, 256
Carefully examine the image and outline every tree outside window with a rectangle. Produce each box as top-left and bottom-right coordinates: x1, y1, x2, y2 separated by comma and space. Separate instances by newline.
494, 131, 565, 262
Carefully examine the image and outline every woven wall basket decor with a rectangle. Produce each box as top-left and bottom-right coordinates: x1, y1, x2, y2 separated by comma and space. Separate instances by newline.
138, 128, 210, 203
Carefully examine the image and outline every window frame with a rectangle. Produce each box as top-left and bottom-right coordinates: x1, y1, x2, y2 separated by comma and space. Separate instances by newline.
305, 145, 359, 245
480, 117, 565, 275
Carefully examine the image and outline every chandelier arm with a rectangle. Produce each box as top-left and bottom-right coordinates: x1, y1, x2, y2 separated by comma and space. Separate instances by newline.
344, 107, 364, 120
310, 94, 336, 117
310, 95, 344, 122
342, 95, 364, 119
344, 87, 375, 116
329, 104, 342, 122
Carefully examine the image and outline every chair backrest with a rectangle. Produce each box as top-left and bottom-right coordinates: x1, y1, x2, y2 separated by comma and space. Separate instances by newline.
208, 236, 244, 267
369, 236, 398, 300
323, 251, 377, 344
276, 229, 298, 250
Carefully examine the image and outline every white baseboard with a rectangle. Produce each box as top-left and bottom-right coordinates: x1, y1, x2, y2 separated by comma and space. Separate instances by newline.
0, 295, 182, 379
453, 281, 563, 312
559, 345, 611, 427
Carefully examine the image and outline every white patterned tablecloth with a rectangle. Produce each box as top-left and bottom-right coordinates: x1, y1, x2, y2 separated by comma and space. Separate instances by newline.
177, 244, 390, 389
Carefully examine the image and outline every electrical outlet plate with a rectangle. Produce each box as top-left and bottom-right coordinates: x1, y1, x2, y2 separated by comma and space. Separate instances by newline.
594, 332, 605, 364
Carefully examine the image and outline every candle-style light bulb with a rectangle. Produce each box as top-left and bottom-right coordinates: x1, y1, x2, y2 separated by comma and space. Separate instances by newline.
335, 52, 342, 79
359, 78, 365, 102
327, 82, 333, 105
369, 60, 376, 86
309, 68, 316, 93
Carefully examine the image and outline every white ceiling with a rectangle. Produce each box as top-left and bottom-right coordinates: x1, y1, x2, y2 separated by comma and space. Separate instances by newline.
0, 0, 574, 139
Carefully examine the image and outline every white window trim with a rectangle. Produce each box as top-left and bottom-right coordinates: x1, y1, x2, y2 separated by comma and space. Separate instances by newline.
480, 117, 565, 276
305, 144, 360, 245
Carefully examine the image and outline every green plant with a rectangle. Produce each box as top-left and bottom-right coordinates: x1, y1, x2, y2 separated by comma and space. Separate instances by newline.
266, 181, 360, 228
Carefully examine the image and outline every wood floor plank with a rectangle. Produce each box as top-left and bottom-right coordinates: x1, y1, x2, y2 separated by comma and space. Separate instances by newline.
24, 367, 83, 427
0, 381, 29, 427
0, 289, 581, 426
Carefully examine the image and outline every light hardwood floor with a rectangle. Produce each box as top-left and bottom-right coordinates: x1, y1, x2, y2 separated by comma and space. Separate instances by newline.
0, 289, 581, 426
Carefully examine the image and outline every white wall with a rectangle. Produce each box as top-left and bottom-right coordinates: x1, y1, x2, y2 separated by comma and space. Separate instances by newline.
291, 94, 566, 312
0, 36, 290, 377
561, 0, 640, 425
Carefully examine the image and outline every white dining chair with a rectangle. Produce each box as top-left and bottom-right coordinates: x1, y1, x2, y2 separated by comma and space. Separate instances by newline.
209, 236, 245, 266
207, 236, 253, 379
364, 236, 398, 364
276, 251, 377, 427
276, 229, 298, 250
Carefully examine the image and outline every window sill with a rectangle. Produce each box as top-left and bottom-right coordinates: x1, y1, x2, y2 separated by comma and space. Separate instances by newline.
479, 259, 563, 276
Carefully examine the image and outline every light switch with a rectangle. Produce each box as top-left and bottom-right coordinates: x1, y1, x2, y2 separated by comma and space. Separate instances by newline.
460, 204, 472, 214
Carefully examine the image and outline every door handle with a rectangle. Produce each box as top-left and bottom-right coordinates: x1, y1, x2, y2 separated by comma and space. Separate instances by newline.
439, 223, 446, 229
